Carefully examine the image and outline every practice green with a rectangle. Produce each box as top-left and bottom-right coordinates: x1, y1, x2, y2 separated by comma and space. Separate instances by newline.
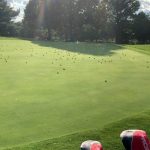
0, 39, 149, 149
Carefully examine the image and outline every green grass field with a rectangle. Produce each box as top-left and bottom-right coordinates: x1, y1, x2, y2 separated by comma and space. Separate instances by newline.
124, 44, 150, 55
5, 111, 150, 150
0, 38, 150, 149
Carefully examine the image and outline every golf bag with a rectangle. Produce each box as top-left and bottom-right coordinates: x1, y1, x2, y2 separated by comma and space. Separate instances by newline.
80, 140, 103, 150
120, 130, 150, 150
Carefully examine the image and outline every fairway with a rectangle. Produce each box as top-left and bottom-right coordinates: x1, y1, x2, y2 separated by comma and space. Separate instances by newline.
0, 39, 150, 149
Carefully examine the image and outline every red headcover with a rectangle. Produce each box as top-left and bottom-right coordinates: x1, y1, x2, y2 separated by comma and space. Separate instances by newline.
81, 140, 103, 150
120, 130, 150, 150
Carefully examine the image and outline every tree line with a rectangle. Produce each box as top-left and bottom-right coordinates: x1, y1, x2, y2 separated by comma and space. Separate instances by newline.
0, 0, 21, 36
0, 0, 150, 44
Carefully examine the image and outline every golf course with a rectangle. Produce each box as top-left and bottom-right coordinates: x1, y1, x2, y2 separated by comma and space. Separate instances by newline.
0, 38, 150, 150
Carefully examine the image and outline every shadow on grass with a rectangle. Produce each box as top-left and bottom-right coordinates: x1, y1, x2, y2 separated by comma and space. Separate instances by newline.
31, 40, 124, 56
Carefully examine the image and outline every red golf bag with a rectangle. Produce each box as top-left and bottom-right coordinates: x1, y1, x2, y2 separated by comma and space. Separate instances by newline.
120, 130, 150, 150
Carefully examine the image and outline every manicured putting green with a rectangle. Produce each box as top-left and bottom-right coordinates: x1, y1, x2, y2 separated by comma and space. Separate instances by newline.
0, 39, 149, 149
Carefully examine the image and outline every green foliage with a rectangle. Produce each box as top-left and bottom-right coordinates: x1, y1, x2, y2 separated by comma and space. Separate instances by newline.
133, 12, 150, 43
22, 0, 39, 38
107, 0, 140, 43
81, 24, 98, 41
0, 0, 149, 43
0, 0, 19, 36
22, 0, 150, 43
23, 0, 109, 41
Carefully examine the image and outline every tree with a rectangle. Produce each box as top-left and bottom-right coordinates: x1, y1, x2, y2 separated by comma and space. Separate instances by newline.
7, 22, 23, 37
133, 12, 150, 43
44, 0, 64, 40
23, 0, 112, 41
0, 0, 19, 36
94, 0, 113, 41
107, 0, 140, 43
23, 0, 148, 43
22, 0, 39, 38
44, 0, 101, 41
77, 0, 100, 41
